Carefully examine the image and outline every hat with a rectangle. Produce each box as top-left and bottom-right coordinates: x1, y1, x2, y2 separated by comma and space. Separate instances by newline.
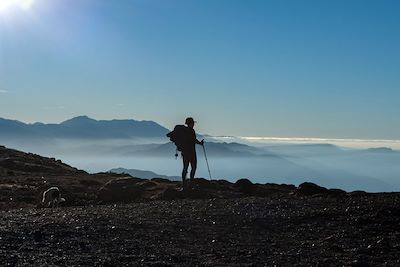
185, 117, 196, 125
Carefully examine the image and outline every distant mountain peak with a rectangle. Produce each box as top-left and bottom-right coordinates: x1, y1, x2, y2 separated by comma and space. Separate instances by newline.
0, 116, 169, 139
61, 115, 97, 124
74, 115, 93, 120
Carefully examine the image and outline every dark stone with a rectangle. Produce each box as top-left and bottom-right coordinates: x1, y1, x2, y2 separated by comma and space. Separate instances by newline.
349, 191, 368, 197
79, 179, 103, 186
191, 178, 215, 190
214, 179, 232, 187
234, 178, 255, 195
161, 188, 185, 200
151, 178, 174, 184
185, 187, 214, 199
327, 188, 347, 196
263, 183, 296, 194
140, 181, 158, 189
297, 182, 328, 196
97, 178, 147, 203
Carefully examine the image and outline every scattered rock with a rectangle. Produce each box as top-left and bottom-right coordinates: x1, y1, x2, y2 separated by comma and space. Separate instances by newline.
349, 190, 368, 197
97, 178, 147, 203
191, 178, 217, 190
297, 182, 329, 196
234, 178, 255, 195
0, 195, 399, 266
327, 188, 347, 196
151, 178, 175, 184
160, 188, 185, 200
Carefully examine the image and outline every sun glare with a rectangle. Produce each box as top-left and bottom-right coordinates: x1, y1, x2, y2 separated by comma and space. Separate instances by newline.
0, 0, 35, 12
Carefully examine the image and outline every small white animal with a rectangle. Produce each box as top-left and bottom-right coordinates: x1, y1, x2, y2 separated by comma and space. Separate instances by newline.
41, 187, 66, 208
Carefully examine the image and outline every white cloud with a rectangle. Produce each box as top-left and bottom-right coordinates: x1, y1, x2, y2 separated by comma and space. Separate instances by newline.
213, 135, 400, 149
0, 89, 8, 93
239, 136, 400, 144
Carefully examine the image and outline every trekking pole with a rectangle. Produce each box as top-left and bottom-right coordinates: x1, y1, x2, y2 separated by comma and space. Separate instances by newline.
202, 143, 212, 180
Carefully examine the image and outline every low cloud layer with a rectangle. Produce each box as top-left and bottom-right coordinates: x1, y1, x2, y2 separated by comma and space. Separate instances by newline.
214, 136, 400, 150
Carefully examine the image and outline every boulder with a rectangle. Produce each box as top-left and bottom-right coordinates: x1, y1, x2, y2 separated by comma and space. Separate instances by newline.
160, 186, 215, 200
97, 177, 147, 203
191, 178, 217, 190
234, 178, 256, 195
214, 179, 232, 187
151, 178, 175, 184
185, 187, 214, 199
349, 190, 368, 197
160, 188, 185, 200
297, 182, 329, 196
266, 183, 296, 191
327, 188, 347, 196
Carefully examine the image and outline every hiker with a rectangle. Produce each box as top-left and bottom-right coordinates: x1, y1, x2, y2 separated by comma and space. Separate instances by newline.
167, 117, 204, 188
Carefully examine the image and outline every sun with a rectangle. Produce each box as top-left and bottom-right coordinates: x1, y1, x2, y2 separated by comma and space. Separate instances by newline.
0, 0, 35, 12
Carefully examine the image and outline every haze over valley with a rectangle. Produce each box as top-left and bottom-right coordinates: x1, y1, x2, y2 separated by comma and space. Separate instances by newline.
1, 116, 399, 192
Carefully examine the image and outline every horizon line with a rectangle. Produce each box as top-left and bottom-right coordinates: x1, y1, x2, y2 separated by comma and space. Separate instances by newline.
215, 136, 400, 144
1, 116, 399, 144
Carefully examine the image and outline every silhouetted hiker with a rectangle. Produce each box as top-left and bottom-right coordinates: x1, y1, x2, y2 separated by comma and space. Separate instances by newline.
167, 117, 204, 189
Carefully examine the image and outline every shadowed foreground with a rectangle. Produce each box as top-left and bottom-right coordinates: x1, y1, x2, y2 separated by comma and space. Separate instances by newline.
1, 195, 399, 266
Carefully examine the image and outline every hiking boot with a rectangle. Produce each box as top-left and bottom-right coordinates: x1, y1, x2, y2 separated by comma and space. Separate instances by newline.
181, 179, 188, 191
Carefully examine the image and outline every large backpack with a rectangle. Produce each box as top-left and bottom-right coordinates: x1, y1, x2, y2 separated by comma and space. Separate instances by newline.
166, 125, 187, 151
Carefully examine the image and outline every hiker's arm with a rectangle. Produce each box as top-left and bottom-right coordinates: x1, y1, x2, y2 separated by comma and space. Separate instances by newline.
193, 130, 204, 145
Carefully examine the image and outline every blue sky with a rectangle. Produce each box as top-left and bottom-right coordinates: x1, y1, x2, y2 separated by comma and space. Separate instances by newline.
0, 0, 399, 139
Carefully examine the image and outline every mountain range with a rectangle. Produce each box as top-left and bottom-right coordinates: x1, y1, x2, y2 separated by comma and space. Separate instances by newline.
0, 116, 399, 192
0, 116, 169, 139
0, 116, 270, 157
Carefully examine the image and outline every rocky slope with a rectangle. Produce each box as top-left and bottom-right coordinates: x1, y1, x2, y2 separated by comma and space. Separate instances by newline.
0, 145, 344, 210
0, 145, 124, 209
0, 145, 399, 266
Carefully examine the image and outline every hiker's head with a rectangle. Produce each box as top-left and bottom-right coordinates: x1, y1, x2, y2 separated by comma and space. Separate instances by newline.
185, 117, 196, 128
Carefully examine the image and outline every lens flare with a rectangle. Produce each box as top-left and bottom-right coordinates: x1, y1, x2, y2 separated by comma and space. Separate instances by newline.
0, 0, 35, 12
20, 0, 34, 10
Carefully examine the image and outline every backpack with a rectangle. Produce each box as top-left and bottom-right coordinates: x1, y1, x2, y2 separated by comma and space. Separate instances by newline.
166, 125, 187, 151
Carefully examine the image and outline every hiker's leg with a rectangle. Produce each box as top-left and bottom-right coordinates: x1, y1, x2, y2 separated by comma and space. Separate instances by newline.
182, 154, 189, 185
190, 153, 197, 180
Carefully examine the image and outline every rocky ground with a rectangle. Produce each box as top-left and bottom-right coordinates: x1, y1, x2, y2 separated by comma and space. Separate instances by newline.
1, 145, 400, 266
0, 194, 400, 266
